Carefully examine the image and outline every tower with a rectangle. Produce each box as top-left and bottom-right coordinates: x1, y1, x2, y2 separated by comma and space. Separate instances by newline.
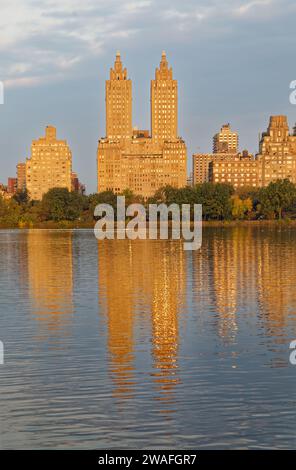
26, 126, 72, 200
257, 115, 296, 186
97, 52, 187, 197
106, 51, 132, 141
151, 51, 178, 142
213, 124, 238, 154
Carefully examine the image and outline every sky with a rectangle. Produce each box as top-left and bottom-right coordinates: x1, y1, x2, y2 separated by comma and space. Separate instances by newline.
0, 0, 296, 193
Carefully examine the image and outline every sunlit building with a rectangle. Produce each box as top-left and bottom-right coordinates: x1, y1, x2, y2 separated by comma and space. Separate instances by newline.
213, 123, 238, 154
194, 116, 296, 189
7, 177, 17, 194
97, 51, 187, 198
17, 162, 26, 191
26, 126, 72, 200
257, 115, 296, 186
210, 151, 258, 189
192, 153, 236, 185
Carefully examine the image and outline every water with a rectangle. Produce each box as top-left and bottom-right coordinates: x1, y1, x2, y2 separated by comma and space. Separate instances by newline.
0, 227, 296, 449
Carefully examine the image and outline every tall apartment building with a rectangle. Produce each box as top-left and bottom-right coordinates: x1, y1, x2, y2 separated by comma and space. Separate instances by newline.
26, 126, 72, 200
257, 115, 296, 186
213, 123, 238, 154
151, 51, 178, 142
17, 162, 26, 191
193, 124, 240, 186
97, 52, 187, 198
7, 177, 17, 194
106, 51, 132, 142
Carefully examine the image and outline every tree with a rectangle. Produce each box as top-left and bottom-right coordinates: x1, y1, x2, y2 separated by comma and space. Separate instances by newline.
88, 191, 117, 219
194, 183, 234, 220
231, 195, 253, 220
148, 185, 180, 205
13, 189, 29, 205
258, 179, 296, 219
120, 188, 144, 206
40, 188, 84, 221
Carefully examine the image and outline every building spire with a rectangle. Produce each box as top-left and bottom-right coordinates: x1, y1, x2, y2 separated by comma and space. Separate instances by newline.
160, 50, 168, 68
110, 51, 127, 80
155, 51, 172, 80
114, 50, 122, 71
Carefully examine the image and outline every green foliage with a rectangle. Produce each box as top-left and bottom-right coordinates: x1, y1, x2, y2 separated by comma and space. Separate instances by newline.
1, 179, 296, 226
40, 188, 85, 221
195, 183, 234, 220
257, 179, 296, 219
88, 191, 117, 219
231, 195, 253, 220
147, 183, 234, 220
13, 189, 29, 205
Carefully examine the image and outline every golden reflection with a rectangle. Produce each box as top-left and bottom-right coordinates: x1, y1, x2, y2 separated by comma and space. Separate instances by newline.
98, 240, 136, 399
150, 242, 185, 405
192, 227, 260, 343
98, 239, 186, 407
256, 228, 296, 337
197, 226, 296, 343
27, 230, 73, 336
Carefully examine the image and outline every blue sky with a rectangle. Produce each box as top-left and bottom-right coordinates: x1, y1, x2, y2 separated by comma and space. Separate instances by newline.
0, 0, 296, 193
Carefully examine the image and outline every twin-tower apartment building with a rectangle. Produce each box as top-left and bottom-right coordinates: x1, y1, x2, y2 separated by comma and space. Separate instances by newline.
97, 51, 187, 198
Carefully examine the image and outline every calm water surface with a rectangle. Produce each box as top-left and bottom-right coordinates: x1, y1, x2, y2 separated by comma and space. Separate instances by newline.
0, 227, 296, 449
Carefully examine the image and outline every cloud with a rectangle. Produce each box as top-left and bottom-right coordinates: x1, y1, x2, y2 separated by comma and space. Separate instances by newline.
0, 0, 295, 89
234, 0, 274, 17
0, 0, 151, 87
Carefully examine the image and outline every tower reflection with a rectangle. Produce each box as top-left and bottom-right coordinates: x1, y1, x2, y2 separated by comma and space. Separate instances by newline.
98, 239, 186, 409
27, 230, 74, 340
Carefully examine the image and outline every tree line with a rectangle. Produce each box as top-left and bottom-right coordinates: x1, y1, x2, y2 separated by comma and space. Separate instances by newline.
1, 179, 296, 227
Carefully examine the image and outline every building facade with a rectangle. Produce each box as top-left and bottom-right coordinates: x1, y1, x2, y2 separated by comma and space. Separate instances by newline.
213, 123, 238, 154
193, 117, 296, 189
7, 177, 17, 194
71, 172, 85, 194
97, 52, 187, 198
210, 152, 258, 189
192, 153, 237, 185
26, 126, 72, 200
17, 162, 26, 191
257, 115, 296, 186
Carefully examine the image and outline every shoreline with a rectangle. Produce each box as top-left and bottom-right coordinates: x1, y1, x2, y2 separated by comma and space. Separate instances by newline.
1, 219, 296, 230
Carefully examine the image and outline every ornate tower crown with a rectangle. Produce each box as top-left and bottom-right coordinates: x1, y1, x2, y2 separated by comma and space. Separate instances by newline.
155, 51, 173, 80
110, 51, 127, 80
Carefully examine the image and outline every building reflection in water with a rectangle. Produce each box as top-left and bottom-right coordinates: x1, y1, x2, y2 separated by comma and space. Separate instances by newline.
192, 226, 296, 348
26, 230, 74, 341
210, 227, 258, 343
98, 239, 186, 409
256, 228, 296, 340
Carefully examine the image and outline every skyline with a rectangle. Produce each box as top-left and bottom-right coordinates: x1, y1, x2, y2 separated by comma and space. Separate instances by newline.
0, 0, 296, 192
